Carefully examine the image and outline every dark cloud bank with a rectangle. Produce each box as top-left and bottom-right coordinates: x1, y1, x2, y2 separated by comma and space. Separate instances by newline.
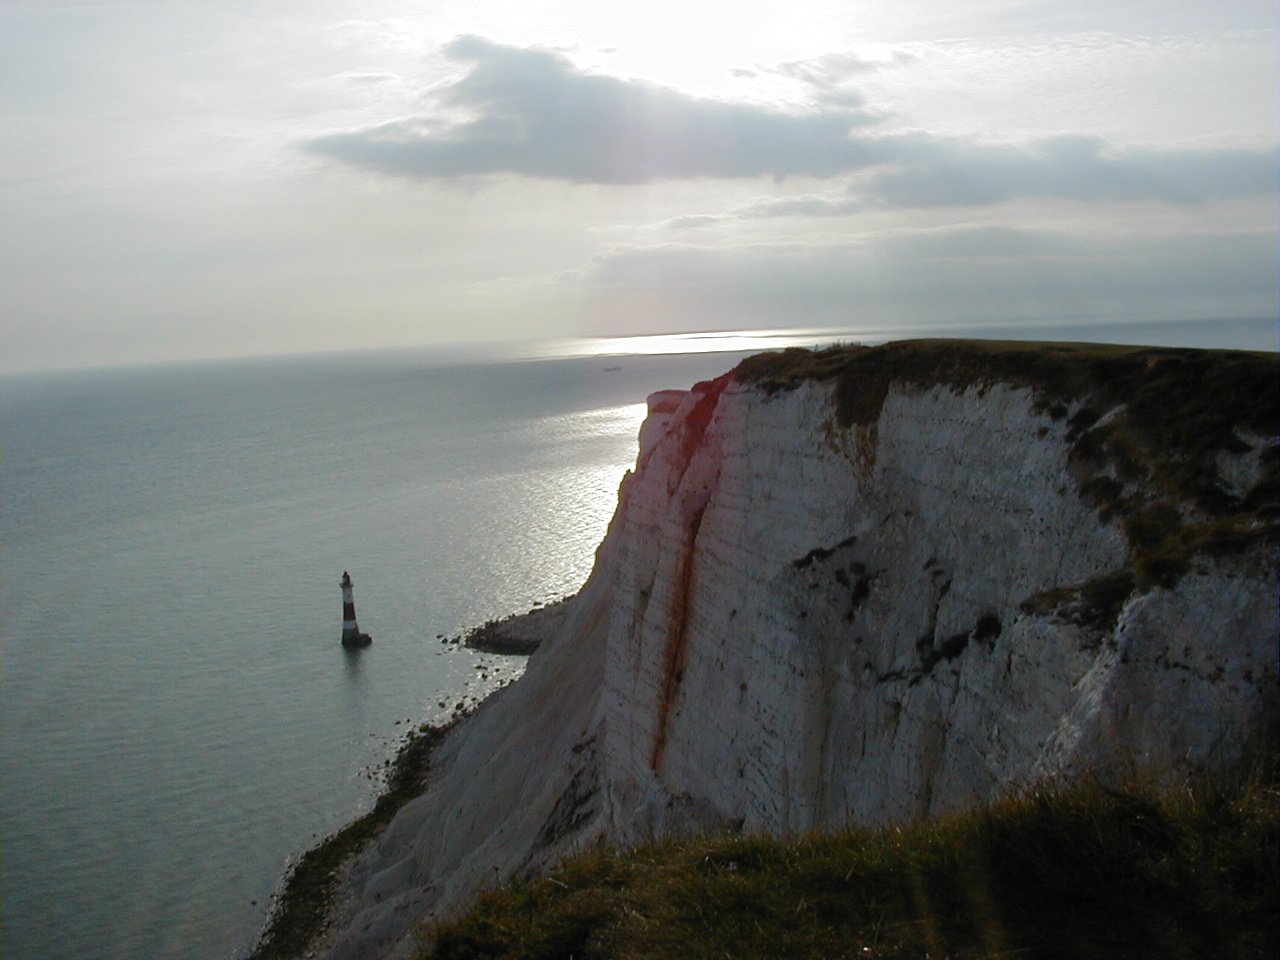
305, 36, 1278, 208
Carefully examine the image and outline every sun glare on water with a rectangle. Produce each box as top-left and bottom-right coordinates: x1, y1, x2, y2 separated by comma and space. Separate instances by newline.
545, 327, 857, 358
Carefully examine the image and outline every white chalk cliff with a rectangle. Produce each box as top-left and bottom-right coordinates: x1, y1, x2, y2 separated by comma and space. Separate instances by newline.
314, 341, 1277, 960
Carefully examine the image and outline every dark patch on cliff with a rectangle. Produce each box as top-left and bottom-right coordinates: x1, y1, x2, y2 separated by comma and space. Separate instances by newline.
788, 537, 879, 626
878, 610, 1004, 686
973, 612, 1002, 644
792, 534, 858, 569
1021, 569, 1138, 637
651, 503, 704, 773
536, 736, 600, 851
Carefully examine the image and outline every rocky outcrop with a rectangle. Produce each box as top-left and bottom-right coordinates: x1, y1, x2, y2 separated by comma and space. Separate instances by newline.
461, 598, 570, 654
312, 341, 1278, 960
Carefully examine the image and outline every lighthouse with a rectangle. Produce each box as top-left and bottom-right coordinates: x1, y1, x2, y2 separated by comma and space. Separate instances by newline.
340, 571, 372, 647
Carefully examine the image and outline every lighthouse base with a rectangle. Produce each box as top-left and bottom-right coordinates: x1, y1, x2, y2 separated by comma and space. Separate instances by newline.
342, 630, 372, 649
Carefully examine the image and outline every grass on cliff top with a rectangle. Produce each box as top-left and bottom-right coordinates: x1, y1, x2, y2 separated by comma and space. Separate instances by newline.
419, 773, 1279, 960
735, 339, 1280, 586
733, 338, 1276, 438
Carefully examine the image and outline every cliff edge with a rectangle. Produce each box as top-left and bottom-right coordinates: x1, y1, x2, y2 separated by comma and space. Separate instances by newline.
305, 340, 1278, 960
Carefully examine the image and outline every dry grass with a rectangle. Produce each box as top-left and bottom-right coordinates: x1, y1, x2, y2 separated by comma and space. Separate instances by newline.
420, 772, 1279, 960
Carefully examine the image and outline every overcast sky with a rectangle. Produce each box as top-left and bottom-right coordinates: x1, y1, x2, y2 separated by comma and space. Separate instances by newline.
2, 0, 1276, 372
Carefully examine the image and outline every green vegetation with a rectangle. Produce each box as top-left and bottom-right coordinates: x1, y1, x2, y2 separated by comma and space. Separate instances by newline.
1019, 569, 1137, 634
249, 721, 454, 960
419, 773, 1278, 960
736, 339, 1280, 589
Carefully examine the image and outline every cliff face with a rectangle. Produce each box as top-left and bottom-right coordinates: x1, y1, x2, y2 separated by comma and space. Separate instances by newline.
317, 341, 1278, 960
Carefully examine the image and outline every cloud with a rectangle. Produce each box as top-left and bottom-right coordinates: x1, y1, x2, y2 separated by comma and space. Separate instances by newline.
304, 36, 1278, 208
738, 195, 865, 219
861, 134, 1280, 207
875, 225, 1088, 259
662, 214, 726, 231
329, 71, 401, 85
772, 50, 916, 107
305, 36, 882, 184
660, 195, 862, 229
692, 135, 1278, 223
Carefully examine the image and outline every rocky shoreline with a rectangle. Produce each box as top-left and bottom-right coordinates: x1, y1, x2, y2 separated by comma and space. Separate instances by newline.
458, 597, 571, 655
247, 599, 570, 958
246, 720, 456, 960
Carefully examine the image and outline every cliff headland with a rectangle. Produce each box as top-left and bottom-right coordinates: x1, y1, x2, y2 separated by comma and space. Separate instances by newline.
253, 339, 1278, 960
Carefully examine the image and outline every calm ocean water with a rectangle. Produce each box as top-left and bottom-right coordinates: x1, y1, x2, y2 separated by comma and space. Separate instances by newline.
0, 346, 760, 960
2, 318, 1271, 960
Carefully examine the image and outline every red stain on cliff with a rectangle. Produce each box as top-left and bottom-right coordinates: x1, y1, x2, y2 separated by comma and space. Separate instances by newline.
649, 374, 732, 772
650, 504, 705, 772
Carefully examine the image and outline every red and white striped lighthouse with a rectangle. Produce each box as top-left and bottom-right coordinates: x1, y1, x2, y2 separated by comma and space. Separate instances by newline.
340, 571, 371, 647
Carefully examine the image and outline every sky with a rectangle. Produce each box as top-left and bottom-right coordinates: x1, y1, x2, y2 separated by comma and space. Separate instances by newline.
1, 0, 1276, 373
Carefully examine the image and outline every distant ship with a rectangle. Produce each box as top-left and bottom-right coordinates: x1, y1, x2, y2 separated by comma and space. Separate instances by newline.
339, 571, 372, 648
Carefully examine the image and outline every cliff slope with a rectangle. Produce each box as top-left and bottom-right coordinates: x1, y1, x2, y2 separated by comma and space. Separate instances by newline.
313, 340, 1278, 960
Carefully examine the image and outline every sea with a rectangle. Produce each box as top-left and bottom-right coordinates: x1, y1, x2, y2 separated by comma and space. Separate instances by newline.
1, 319, 1273, 960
